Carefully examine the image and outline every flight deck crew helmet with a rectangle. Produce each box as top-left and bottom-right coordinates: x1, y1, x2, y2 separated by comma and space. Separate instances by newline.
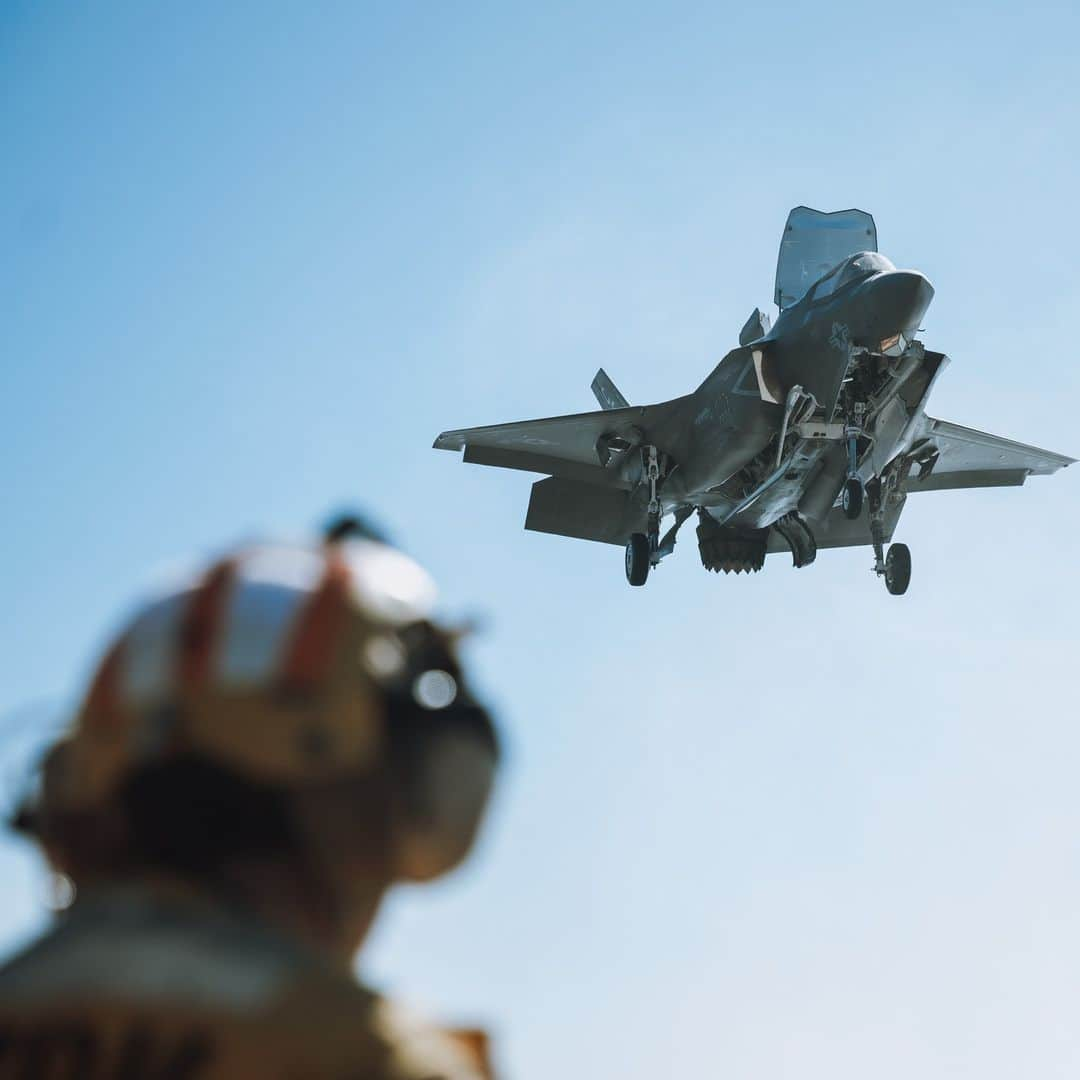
23, 520, 499, 885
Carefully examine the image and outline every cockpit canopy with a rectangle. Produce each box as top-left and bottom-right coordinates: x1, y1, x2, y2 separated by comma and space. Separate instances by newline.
774, 206, 878, 309
806, 251, 896, 302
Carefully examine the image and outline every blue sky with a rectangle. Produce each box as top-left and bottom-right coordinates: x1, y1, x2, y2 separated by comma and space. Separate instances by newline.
3, 3, 1080, 1076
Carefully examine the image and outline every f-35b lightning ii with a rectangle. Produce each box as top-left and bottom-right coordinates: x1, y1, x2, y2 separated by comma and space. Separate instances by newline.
435, 207, 1074, 595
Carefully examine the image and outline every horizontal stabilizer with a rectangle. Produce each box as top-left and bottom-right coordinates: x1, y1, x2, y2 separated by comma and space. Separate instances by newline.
525, 477, 643, 545
903, 418, 1074, 493
591, 368, 630, 411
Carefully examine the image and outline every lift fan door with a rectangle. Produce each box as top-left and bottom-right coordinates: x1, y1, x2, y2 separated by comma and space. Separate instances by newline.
774, 206, 878, 310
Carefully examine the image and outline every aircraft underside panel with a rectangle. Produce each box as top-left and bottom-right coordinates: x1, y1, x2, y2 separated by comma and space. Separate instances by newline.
767, 497, 905, 554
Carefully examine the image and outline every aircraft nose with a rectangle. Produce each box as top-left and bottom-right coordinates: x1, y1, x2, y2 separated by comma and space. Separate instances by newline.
873, 270, 935, 334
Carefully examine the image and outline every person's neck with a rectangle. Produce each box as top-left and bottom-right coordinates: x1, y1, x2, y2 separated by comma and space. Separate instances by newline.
221, 860, 386, 967
95, 864, 386, 969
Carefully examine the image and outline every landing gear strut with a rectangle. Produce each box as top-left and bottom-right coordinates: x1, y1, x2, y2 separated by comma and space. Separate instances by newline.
625, 445, 666, 587
644, 445, 662, 560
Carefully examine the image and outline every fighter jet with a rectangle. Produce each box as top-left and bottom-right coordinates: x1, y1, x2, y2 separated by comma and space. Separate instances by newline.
434, 207, 1073, 594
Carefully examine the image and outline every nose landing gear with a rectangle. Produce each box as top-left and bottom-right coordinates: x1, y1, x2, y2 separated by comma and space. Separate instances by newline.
842, 425, 864, 520
842, 476, 863, 519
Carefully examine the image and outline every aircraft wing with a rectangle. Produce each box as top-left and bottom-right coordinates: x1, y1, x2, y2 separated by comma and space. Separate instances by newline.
903, 417, 1075, 493
434, 399, 687, 478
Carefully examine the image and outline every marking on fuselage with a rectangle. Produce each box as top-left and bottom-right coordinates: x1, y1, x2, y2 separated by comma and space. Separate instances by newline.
828, 322, 851, 352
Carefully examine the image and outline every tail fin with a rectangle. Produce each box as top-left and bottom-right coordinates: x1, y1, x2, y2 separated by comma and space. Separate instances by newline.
591, 368, 630, 411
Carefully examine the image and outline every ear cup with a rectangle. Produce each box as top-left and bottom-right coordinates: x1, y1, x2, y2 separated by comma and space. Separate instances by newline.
393, 729, 496, 881
384, 686, 498, 882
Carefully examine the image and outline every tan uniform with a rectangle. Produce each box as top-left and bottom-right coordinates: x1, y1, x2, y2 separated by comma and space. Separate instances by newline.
0, 886, 491, 1080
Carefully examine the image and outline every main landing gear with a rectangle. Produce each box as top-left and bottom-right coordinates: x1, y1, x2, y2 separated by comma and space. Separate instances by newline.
867, 477, 911, 596
625, 533, 650, 586
884, 542, 911, 595
625, 445, 665, 587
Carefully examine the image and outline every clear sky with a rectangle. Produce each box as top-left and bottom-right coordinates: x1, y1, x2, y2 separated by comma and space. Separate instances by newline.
3, 2, 1080, 1076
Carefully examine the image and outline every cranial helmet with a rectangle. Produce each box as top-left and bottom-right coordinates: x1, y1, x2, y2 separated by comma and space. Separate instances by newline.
30, 522, 499, 883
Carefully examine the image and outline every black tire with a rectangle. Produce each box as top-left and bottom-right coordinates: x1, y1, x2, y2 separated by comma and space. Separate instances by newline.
885, 542, 911, 596
842, 477, 863, 520
625, 533, 650, 586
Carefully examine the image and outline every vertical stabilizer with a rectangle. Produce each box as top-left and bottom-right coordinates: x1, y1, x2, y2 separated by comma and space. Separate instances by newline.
591, 368, 630, 410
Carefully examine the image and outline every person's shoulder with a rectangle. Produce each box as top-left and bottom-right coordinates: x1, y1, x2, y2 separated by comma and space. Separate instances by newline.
0, 890, 492, 1078
0, 886, 303, 1013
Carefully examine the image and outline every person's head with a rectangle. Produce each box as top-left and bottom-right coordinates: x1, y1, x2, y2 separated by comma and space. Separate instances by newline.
16, 518, 500, 957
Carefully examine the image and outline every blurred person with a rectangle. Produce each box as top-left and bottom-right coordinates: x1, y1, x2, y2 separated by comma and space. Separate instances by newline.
0, 516, 500, 1078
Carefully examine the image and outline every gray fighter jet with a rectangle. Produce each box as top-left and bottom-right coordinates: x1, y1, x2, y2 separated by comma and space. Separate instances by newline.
434, 207, 1073, 594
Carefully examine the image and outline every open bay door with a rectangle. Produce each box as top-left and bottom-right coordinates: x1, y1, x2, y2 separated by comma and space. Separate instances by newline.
774, 206, 878, 309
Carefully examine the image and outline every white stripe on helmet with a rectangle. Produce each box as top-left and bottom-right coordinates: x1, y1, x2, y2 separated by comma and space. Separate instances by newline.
121, 592, 187, 706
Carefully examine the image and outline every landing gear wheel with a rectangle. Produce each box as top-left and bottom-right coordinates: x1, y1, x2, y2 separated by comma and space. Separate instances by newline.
842, 477, 864, 520
625, 533, 650, 587
884, 543, 911, 596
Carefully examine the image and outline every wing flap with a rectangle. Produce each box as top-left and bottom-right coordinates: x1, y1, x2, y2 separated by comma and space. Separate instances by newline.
462, 445, 627, 486
907, 468, 1028, 492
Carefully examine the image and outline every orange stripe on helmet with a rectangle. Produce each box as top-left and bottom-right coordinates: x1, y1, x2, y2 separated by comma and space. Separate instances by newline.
81, 639, 126, 731
278, 554, 351, 690
178, 559, 235, 692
